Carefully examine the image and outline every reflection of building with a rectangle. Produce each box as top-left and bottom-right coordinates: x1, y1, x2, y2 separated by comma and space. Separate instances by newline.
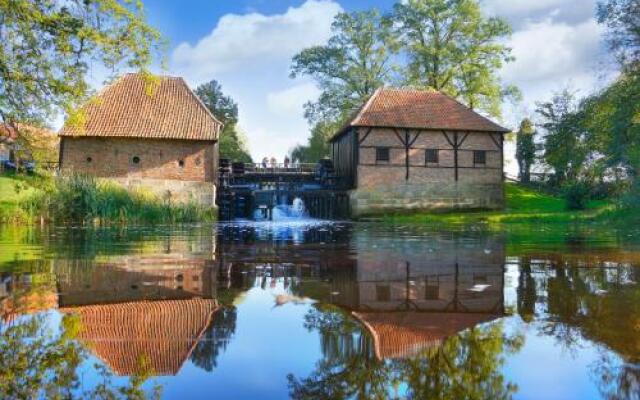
60, 299, 217, 376
55, 249, 220, 376
56, 257, 217, 307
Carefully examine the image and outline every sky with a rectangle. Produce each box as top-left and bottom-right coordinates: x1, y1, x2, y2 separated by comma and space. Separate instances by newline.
83, 0, 617, 173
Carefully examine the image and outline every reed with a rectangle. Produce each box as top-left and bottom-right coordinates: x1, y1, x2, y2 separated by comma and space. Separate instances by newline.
15, 174, 215, 225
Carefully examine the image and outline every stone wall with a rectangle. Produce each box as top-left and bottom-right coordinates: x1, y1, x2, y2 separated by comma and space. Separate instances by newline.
60, 137, 217, 207
60, 137, 216, 182
352, 128, 504, 215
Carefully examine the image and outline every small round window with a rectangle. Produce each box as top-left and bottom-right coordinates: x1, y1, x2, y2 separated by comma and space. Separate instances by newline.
195, 157, 201, 166
178, 160, 185, 167
132, 156, 140, 164
86, 156, 92, 163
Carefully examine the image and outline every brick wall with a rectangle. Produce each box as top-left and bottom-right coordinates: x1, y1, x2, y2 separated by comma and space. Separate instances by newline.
352, 128, 504, 215
60, 137, 216, 182
60, 137, 217, 207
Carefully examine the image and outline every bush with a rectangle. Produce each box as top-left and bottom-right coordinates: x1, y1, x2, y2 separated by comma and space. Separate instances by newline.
20, 174, 215, 225
562, 180, 591, 210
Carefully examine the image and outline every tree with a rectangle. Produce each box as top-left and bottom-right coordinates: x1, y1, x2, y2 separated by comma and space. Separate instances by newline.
194, 80, 252, 162
290, 120, 340, 163
0, 0, 162, 126
393, 0, 516, 117
515, 119, 537, 183
536, 89, 587, 187
597, 0, 640, 72
581, 73, 640, 203
290, 10, 398, 124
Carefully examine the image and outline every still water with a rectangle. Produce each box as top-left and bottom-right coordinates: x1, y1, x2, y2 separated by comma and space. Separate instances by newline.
1, 221, 639, 399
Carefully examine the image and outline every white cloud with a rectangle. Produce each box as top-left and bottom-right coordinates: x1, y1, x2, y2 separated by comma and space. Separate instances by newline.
172, 0, 341, 83
267, 83, 320, 116
170, 0, 342, 160
502, 18, 605, 86
483, 0, 567, 16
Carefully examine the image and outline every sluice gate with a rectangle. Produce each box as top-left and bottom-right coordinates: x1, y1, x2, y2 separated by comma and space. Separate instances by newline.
217, 160, 350, 220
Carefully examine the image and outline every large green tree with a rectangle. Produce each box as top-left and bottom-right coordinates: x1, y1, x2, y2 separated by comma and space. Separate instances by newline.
194, 80, 252, 163
393, 0, 516, 117
290, 10, 398, 124
0, 0, 162, 126
597, 0, 640, 72
290, 119, 340, 163
515, 119, 537, 183
536, 90, 588, 187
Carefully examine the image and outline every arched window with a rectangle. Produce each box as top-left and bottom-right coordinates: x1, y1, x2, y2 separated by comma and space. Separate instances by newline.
132, 156, 140, 164
178, 159, 185, 167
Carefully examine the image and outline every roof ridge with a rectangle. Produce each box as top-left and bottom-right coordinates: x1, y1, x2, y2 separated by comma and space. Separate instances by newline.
352, 87, 382, 125
178, 77, 224, 129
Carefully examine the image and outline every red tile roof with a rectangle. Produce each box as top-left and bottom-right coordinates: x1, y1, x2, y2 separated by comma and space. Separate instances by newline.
353, 311, 501, 360
330, 88, 509, 141
59, 73, 222, 141
60, 299, 218, 376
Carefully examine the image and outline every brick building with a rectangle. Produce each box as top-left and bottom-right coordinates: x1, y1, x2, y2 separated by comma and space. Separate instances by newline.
330, 88, 510, 215
59, 73, 222, 207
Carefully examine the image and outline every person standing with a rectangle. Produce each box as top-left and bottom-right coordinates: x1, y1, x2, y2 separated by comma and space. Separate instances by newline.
262, 157, 268, 169
284, 155, 290, 169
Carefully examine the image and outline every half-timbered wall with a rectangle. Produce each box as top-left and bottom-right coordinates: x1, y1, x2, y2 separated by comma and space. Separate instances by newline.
348, 127, 504, 215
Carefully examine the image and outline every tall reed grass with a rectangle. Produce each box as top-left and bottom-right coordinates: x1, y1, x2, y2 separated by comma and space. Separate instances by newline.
20, 174, 215, 225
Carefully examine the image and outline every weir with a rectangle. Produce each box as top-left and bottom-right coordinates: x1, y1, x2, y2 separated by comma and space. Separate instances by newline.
217, 160, 350, 221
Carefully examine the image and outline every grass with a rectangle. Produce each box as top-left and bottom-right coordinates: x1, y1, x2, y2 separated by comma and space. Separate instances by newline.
0, 172, 216, 225
382, 183, 625, 226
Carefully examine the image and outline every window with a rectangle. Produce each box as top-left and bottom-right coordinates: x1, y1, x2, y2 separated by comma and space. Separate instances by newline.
178, 159, 185, 167
425, 149, 439, 164
86, 156, 92, 163
473, 150, 486, 165
376, 285, 391, 302
132, 156, 141, 164
195, 157, 202, 166
375, 147, 390, 163
425, 277, 439, 300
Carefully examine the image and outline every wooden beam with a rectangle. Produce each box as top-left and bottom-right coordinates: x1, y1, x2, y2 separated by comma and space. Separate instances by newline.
358, 127, 373, 145
394, 128, 407, 146
489, 132, 502, 149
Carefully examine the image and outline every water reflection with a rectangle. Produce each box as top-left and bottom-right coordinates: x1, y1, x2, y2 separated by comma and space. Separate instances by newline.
0, 224, 639, 399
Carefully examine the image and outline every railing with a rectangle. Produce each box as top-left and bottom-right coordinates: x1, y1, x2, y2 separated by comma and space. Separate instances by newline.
233, 163, 317, 175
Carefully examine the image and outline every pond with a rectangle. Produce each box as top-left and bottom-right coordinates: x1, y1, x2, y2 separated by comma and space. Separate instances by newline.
1, 221, 639, 399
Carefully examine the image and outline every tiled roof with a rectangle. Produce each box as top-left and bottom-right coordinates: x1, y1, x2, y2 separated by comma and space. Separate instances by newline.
353, 311, 501, 360
330, 88, 509, 141
59, 73, 222, 141
60, 299, 218, 376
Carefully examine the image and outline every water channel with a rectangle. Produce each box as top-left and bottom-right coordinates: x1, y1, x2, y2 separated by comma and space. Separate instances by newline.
1, 221, 639, 399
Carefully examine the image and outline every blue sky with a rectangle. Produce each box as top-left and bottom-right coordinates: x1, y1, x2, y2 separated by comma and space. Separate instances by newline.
88, 0, 616, 172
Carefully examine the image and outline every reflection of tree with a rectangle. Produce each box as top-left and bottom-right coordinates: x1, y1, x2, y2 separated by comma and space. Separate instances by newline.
536, 265, 640, 399
0, 314, 161, 399
288, 305, 524, 400
517, 258, 537, 323
288, 304, 391, 399
190, 306, 238, 372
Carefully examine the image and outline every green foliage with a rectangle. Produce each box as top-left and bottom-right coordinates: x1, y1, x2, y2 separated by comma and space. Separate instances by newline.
597, 0, 640, 72
194, 80, 252, 162
290, 120, 341, 163
290, 10, 398, 124
0, 0, 163, 125
393, 0, 516, 117
536, 89, 588, 187
0, 313, 162, 399
4, 173, 215, 225
515, 119, 537, 183
562, 180, 592, 210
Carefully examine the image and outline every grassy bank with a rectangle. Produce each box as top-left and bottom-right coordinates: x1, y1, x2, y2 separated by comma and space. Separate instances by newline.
382, 183, 631, 226
0, 172, 216, 225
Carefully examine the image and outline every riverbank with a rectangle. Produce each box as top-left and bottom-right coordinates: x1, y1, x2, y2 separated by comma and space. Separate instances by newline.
0, 172, 216, 225
381, 183, 632, 226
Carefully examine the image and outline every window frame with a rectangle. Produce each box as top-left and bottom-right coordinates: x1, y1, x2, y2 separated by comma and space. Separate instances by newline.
473, 150, 486, 165
425, 149, 439, 164
375, 147, 390, 163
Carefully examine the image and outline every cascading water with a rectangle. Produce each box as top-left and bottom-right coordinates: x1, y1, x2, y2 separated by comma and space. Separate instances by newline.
253, 197, 309, 221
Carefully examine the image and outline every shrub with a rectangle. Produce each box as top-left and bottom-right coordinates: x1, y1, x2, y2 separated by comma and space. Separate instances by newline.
19, 174, 215, 225
562, 180, 591, 210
